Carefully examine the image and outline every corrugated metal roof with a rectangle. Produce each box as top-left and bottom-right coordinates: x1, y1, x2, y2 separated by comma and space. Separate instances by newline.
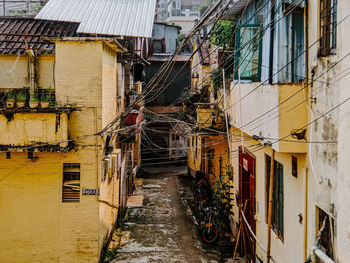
35, 0, 156, 38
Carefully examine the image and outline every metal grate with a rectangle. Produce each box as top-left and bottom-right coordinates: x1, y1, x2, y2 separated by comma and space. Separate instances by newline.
62, 163, 80, 203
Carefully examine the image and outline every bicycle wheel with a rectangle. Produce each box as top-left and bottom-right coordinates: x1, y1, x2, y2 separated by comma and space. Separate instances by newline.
202, 224, 218, 243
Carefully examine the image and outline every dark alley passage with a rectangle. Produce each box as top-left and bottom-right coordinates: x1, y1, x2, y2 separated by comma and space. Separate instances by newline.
109, 166, 233, 263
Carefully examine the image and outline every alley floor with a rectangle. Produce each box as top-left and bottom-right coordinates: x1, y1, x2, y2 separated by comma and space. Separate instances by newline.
109, 165, 234, 263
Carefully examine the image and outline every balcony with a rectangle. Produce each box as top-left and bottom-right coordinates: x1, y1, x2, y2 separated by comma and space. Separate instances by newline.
0, 89, 74, 152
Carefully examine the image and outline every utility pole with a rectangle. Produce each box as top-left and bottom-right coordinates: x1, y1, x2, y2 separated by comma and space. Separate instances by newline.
267, 149, 275, 263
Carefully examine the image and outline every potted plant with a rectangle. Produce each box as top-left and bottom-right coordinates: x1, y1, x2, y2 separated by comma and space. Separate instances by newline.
6, 92, 15, 108
40, 93, 50, 108
29, 94, 39, 109
16, 90, 27, 108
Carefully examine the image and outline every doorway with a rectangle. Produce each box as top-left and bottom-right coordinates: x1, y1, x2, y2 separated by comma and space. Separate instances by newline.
238, 147, 256, 260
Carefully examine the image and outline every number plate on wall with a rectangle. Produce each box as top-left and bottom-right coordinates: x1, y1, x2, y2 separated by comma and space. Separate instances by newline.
82, 189, 97, 195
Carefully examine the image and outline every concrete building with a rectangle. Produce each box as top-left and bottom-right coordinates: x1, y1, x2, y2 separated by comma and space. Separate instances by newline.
0, 11, 150, 262
142, 22, 190, 164
187, 0, 350, 262
155, 0, 204, 34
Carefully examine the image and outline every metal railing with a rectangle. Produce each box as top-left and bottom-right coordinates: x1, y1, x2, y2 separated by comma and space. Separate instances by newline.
0, 0, 47, 16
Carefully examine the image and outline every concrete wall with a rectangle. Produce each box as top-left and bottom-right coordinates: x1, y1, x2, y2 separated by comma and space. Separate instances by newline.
152, 23, 178, 53
229, 128, 307, 263
0, 112, 68, 147
337, 1, 350, 261
0, 151, 100, 263
0, 54, 54, 90
0, 40, 121, 262
227, 82, 307, 153
306, 0, 343, 260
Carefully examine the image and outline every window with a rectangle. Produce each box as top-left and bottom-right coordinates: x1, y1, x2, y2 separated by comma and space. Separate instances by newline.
62, 163, 80, 203
319, 0, 337, 56
273, 3, 305, 84
292, 155, 297, 178
265, 155, 284, 239
316, 206, 334, 260
153, 39, 165, 53
235, 25, 262, 81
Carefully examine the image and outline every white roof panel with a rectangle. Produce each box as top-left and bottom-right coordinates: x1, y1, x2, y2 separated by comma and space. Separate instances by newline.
35, 0, 156, 38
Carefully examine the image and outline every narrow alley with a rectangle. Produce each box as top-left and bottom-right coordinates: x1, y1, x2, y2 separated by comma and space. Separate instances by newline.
107, 166, 233, 263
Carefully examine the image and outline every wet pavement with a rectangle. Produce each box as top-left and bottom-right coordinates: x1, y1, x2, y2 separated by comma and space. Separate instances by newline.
109, 165, 234, 263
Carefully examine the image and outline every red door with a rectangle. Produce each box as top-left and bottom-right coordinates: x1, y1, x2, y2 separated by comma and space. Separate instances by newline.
239, 147, 256, 260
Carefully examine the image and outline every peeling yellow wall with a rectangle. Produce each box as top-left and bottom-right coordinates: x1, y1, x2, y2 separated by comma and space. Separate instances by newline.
278, 84, 308, 153
0, 54, 54, 90
0, 151, 100, 263
0, 40, 121, 263
188, 134, 229, 185
0, 112, 68, 147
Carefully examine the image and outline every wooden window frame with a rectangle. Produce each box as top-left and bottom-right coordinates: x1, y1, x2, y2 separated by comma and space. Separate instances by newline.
319, 0, 337, 56
265, 155, 284, 241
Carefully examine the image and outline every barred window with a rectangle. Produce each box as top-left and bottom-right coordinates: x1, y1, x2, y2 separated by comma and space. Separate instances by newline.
265, 155, 284, 240
62, 163, 80, 203
320, 0, 337, 56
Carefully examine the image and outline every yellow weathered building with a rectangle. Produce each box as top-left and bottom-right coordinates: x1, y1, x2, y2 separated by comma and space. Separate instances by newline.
0, 18, 142, 263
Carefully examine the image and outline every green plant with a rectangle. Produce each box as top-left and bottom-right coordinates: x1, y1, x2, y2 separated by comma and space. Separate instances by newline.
16, 90, 27, 102
6, 92, 15, 101
30, 94, 39, 102
8, 8, 26, 16
29, 3, 43, 13
41, 86, 52, 102
41, 93, 50, 102
211, 167, 232, 234
211, 21, 235, 49
199, 0, 216, 16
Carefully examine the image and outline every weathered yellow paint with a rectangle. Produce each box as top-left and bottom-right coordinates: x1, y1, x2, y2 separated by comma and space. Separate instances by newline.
0, 113, 68, 147
228, 127, 307, 263
0, 40, 123, 263
0, 54, 55, 90
188, 133, 229, 188
278, 84, 308, 153
196, 106, 224, 130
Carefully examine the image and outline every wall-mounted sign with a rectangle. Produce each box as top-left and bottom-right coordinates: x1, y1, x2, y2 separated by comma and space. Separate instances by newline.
82, 189, 97, 195
243, 158, 249, 171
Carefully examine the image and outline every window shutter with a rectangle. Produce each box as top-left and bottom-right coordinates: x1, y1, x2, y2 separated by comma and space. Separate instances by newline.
62, 163, 80, 203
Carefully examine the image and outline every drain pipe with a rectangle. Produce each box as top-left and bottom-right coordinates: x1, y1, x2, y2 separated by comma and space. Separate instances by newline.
311, 246, 334, 263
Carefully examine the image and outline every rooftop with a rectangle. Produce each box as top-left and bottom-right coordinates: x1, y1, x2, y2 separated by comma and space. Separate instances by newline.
36, 0, 156, 38
0, 17, 82, 54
